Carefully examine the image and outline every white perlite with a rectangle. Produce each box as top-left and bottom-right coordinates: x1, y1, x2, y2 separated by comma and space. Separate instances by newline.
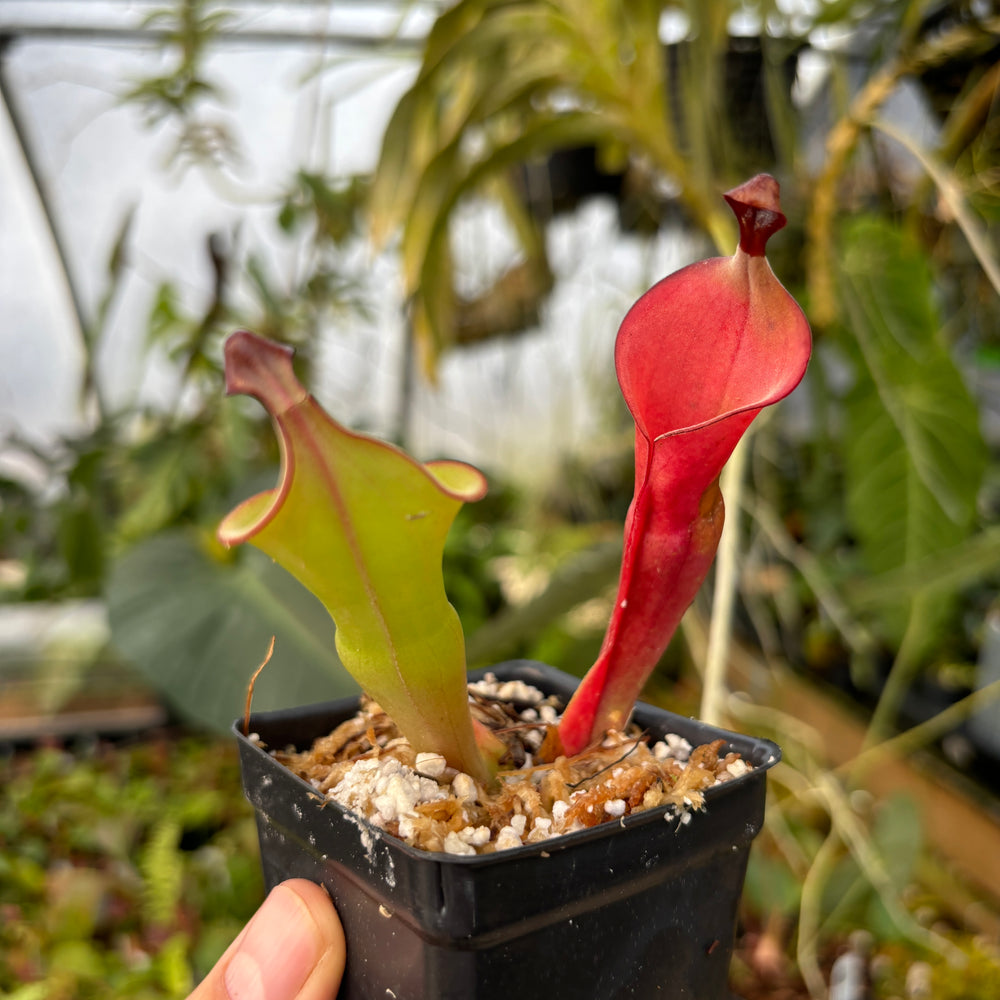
442, 825, 493, 855
443, 832, 477, 856
653, 733, 693, 762
494, 826, 523, 850
415, 752, 447, 777
451, 772, 478, 802
328, 757, 446, 828
467, 675, 546, 704
309, 735, 742, 854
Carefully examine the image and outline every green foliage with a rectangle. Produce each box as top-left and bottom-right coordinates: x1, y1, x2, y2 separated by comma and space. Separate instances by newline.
56, 446, 110, 596
821, 795, 924, 942
864, 924, 1000, 998
122, 0, 237, 167
368, 0, 725, 369
248, 172, 371, 345
0, 738, 262, 998
1, 401, 256, 606
743, 846, 803, 920
928, 937, 1000, 998
364, 0, 844, 369
279, 172, 368, 246
140, 818, 185, 927
107, 529, 356, 733
1, 95, 370, 721
839, 217, 988, 656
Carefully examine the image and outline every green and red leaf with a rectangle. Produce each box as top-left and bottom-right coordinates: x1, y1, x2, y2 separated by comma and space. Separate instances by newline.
218, 332, 501, 782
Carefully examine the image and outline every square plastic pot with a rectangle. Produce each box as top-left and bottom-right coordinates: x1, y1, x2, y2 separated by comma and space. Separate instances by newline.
235, 660, 779, 1000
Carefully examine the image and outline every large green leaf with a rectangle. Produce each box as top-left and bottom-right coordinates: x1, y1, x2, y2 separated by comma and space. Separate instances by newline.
107, 528, 355, 733
839, 218, 988, 644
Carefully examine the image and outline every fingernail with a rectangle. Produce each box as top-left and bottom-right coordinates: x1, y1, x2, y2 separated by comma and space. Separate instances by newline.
225, 884, 324, 1000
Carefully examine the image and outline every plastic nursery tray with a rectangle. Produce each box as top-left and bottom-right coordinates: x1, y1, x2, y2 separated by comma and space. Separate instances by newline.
235, 661, 779, 1000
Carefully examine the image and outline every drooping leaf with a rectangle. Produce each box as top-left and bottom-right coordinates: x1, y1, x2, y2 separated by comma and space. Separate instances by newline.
217, 332, 502, 781
107, 528, 353, 733
839, 217, 988, 647
559, 175, 812, 753
407, 110, 612, 371
369, 0, 576, 248
369, 0, 674, 371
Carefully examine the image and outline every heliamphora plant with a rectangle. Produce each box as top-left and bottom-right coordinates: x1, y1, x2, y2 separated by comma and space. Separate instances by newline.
558, 173, 811, 754
218, 334, 505, 785
219, 173, 810, 780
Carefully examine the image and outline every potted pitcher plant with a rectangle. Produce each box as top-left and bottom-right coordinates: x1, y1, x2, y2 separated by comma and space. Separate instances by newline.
221, 174, 811, 999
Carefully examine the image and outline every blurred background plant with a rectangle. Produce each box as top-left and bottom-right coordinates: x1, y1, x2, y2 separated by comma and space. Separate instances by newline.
1, 0, 998, 996
1, 736, 263, 999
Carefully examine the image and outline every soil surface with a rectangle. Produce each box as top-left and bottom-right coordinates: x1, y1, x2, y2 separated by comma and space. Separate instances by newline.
270, 673, 752, 855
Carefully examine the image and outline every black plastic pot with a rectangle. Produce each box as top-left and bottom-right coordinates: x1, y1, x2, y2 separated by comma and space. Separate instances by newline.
235, 661, 779, 999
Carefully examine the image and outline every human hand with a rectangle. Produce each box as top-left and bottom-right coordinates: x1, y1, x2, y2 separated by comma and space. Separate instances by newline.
189, 879, 345, 1000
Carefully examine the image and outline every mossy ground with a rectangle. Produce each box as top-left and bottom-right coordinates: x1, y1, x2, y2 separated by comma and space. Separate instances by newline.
0, 735, 262, 999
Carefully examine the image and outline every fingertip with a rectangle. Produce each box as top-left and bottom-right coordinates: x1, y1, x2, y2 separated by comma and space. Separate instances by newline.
280, 879, 345, 948
188, 878, 347, 1000
277, 880, 346, 1000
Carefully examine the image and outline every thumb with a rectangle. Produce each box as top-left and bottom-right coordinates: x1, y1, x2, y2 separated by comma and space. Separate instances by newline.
190, 879, 346, 1000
